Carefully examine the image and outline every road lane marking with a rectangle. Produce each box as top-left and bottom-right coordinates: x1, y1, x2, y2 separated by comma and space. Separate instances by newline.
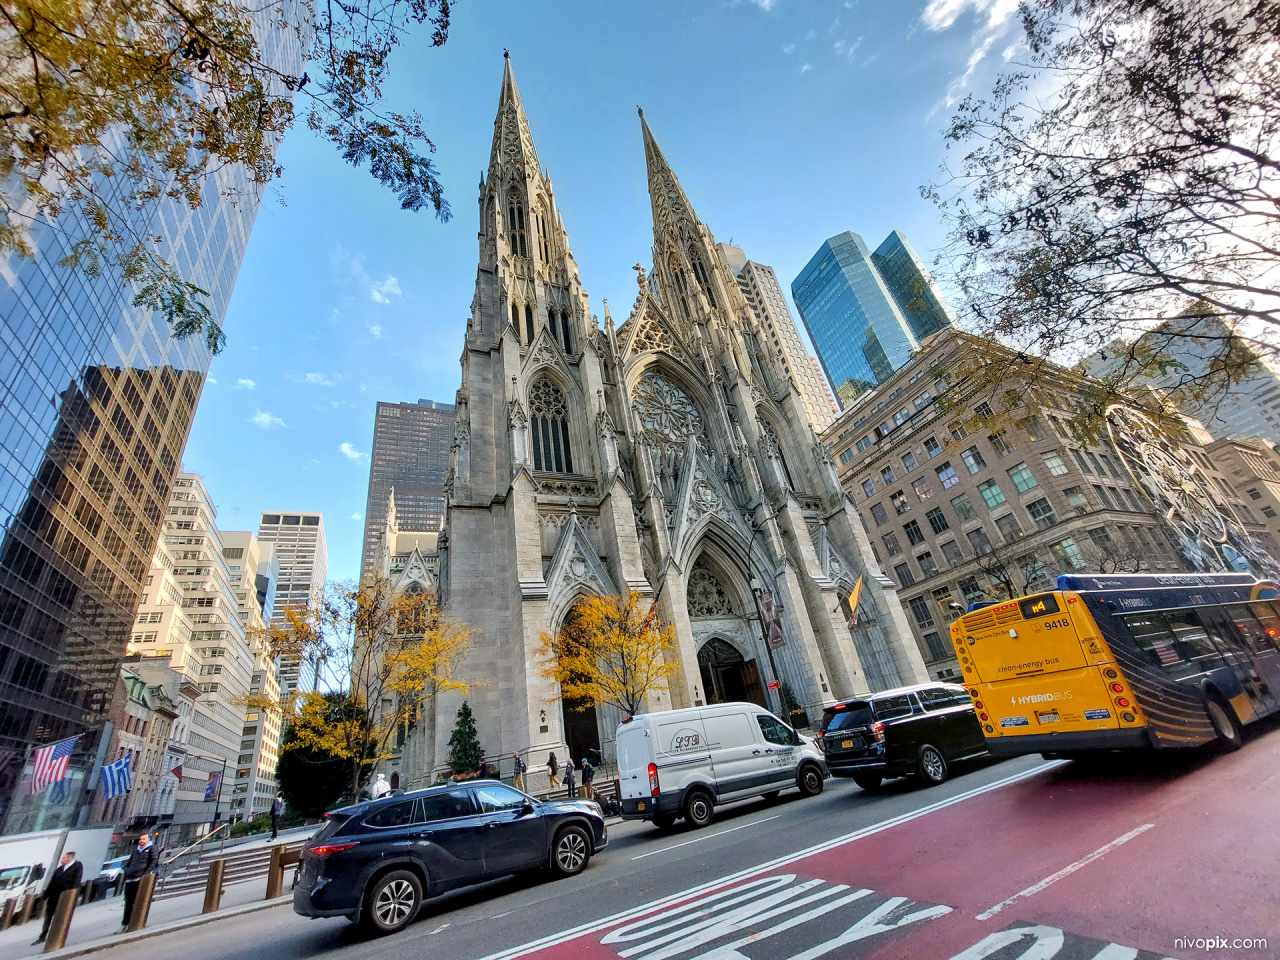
477, 759, 1066, 960
428, 922, 450, 934
630, 816, 782, 860
974, 823, 1155, 920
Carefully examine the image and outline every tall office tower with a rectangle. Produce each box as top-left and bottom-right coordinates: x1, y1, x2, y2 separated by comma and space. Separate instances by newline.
220, 531, 281, 820
791, 231, 955, 408
124, 474, 260, 841
0, 17, 305, 833
360, 399, 455, 572
717, 244, 840, 431
255, 512, 328, 697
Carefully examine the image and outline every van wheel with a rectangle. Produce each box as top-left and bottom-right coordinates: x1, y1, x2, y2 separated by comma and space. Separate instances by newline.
1205, 693, 1243, 752
361, 869, 422, 935
551, 825, 592, 877
797, 763, 824, 797
683, 789, 715, 828
917, 745, 949, 785
852, 773, 882, 791
651, 812, 676, 830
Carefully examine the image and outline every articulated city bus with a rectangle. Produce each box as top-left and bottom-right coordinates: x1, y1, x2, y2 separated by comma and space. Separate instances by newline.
951, 573, 1280, 757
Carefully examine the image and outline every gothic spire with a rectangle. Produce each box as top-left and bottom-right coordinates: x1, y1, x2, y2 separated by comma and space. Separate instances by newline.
639, 107, 698, 241
490, 53, 540, 176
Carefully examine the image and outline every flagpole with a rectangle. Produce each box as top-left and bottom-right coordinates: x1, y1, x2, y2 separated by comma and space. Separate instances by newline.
74, 721, 113, 828
210, 756, 228, 833
0, 743, 34, 835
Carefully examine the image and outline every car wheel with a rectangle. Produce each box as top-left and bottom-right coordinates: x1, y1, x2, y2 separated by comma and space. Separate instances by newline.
683, 789, 715, 828
797, 763, 824, 797
917, 745, 949, 785
551, 825, 592, 877
651, 812, 677, 830
851, 772, 882, 791
361, 869, 422, 935
1205, 693, 1243, 752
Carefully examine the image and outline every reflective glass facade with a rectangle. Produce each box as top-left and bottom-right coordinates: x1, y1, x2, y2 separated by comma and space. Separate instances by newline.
0, 10, 304, 833
792, 231, 953, 408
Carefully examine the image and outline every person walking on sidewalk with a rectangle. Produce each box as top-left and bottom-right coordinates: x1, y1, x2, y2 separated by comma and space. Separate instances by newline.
270, 793, 284, 841
120, 833, 157, 932
547, 752, 560, 789
580, 758, 595, 801
564, 757, 576, 798
512, 752, 526, 792
33, 851, 81, 945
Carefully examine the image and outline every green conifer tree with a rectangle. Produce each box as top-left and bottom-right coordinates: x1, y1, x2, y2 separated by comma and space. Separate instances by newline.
447, 701, 483, 774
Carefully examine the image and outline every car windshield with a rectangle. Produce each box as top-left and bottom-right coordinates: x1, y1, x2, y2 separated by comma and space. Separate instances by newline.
0, 868, 26, 890
821, 703, 873, 731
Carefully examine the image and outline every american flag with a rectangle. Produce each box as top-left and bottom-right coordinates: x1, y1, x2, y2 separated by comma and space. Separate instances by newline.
28, 735, 79, 795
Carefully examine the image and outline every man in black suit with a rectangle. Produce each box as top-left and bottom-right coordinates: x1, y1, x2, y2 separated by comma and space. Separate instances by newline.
34, 851, 82, 944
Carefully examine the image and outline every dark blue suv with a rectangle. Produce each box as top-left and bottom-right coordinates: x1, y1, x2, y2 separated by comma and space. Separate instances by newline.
293, 780, 607, 934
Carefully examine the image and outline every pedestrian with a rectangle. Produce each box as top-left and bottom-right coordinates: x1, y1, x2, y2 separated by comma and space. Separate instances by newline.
33, 851, 82, 945
547, 752, 560, 789
580, 758, 595, 800
120, 833, 157, 932
512, 752, 526, 792
270, 793, 284, 841
564, 757, 576, 798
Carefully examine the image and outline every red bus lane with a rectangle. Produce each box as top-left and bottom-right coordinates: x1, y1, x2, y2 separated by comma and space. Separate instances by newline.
492, 728, 1280, 960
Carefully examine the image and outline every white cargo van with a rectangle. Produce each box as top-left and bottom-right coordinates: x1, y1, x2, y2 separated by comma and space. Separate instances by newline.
616, 702, 828, 829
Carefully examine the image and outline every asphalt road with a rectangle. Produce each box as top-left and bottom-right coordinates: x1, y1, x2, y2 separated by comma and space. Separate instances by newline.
103, 723, 1280, 960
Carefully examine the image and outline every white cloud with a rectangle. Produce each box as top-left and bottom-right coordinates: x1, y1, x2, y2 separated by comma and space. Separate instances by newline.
332, 246, 404, 306
366, 323, 384, 340
368, 276, 402, 305
250, 410, 285, 429
207, 377, 218, 385
922, 0, 1023, 112
350, 512, 363, 521
801, 62, 812, 73
833, 36, 863, 61
782, 42, 796, 54
747, 0, 776, 9
339, 442, 367, 462
288, 372, 342, 387
235, 378, 256, 390
922, 0, 1018, 31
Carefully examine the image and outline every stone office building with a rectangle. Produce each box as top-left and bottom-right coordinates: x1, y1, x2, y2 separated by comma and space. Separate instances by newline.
822, 330, 1280, 681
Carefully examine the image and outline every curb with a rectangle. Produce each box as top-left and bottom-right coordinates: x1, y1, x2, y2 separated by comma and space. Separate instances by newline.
39, 895, 293, 959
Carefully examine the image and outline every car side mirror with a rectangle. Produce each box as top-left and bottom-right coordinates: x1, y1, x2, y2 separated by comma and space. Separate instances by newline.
520, 802, 535, 816
790, 730, 801, 746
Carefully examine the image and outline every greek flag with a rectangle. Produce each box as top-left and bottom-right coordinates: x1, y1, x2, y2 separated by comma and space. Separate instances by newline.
101, 755, 132, 800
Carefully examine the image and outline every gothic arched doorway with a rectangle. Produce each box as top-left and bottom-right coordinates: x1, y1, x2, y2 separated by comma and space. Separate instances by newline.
698, 637, 766, 707
557, 602, 603, 768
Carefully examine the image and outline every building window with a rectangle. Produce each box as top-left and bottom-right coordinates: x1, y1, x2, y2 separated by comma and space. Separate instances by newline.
902, 452, 917, 473
508, 197, 528, 257
1099, 453, 1122, 479
870, 503, 889, 526
856, 435, 872, 453
908, 596, 935, 627
950, 493, 976, 521
940, 539, 963, 565
958, 576, 984, 602
1052, 537, 1087, 569
913, 478, 934, 501
1007, 462, 1038, 492
1086, 451, 1105, 474
973, 401, 994, 420
891, 491, 909, 515
1064, 486, 1090, 516
839, 449, 854, 465
996, 513, 1024, 541
932, 586, 958, 620
1042, 451, 1069, 476
950, 422, 968, 441
924, 436, 942, 458
926, 507, 950, 534
1264, 506, 1277, 519
936, 463, 960, 489
1072, 449, 1092, 474
1093, 484, 1114, 509
894, 562, 915, 587
1025, 417, 1048, 441
1248, 487, 1262, 500
904, 519, 926, 546
1026, 497, 1058, 530
923, 631, 947, 663
978, 480, 1006, 507
862, 478, 876, 498
880, 466, 896, 484
529, 378, 573, 474
961, 446, 986, 474
988, 431, 1014, 456
918, 551, 939, 576
882, 533, 902, 556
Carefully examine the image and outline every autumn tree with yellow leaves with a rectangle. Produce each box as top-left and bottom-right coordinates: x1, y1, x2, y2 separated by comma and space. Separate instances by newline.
539, 591, 679, 717
245, 573, 470, 799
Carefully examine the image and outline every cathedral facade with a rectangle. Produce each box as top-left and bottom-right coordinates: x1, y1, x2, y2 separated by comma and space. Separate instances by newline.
400, 56, 926, 790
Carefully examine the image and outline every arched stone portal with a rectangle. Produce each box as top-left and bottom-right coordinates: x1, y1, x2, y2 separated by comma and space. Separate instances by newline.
697, 637, 765, 706
687, 555, 768, 708
557, 602, 603, 768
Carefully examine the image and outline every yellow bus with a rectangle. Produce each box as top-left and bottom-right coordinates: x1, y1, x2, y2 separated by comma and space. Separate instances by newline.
951, 573, 1280, 757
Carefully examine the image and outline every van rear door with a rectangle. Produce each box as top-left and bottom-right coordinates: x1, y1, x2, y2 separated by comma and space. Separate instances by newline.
616, 720, 651, 802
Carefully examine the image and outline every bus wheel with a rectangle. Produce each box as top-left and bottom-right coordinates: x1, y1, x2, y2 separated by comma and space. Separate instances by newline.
917, 745, 949, 785
1205, 694, 1243, 752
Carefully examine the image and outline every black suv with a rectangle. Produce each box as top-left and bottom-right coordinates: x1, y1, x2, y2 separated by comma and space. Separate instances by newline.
818, 682, 987, 790
293, 780, 607, 935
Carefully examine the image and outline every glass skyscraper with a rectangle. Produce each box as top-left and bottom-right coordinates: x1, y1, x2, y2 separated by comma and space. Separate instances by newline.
0, 12, 304, 833
791, 231, 954, 408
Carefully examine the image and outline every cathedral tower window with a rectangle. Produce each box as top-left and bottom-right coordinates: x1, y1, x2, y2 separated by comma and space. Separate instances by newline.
529, 378, 573, 473
525, 305, 536, 345
689, 248, 717, 308
559, 310, 573, 353
508, 197, 528, 257
537, 210, 550, 261
511, 303, 521, 341
670, 259, 692, 321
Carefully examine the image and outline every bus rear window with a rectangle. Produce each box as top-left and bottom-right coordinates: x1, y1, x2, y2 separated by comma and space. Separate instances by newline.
821, 703, 873, 731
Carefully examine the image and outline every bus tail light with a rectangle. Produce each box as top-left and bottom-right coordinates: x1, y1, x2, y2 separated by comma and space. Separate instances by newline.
1121, 712, 1136, 723
1116, 697, 1130, 708
1110, 682, 1124, 693
1104, 668, 1119, 680
979, 713, 989, 721
648, 762, 660, 796
871, 721, 886, 744
974, 701, 984, 710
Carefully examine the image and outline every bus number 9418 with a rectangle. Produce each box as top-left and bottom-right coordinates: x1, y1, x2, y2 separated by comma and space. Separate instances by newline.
1042, 618, 1070, 631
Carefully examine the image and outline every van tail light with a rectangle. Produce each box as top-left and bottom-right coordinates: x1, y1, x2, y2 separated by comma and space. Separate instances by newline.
648, 762, 660, 796
312, 842, 358, 857
871, 721, 886, 744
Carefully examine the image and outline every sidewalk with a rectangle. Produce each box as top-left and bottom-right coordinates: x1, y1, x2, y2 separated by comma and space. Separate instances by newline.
0, 825, 319, 960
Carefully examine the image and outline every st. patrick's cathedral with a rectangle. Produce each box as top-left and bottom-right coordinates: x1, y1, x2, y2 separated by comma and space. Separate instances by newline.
378, 55, 927, 790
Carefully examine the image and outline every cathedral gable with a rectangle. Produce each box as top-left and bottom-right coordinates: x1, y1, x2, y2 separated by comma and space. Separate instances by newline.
620, 302, 692, 367
544, 511, 619, 623
668, 441, 752, 567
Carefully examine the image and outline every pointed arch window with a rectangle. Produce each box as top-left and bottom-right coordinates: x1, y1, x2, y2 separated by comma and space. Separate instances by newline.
525, 305, 536, 345
511, 302, 521, 342
559, 309, 573, 353
689, 248, 717, 308
671, 259, 692, 321
508, 197, 528, 257
529, 378, 573, 473
537, 211, 550, 261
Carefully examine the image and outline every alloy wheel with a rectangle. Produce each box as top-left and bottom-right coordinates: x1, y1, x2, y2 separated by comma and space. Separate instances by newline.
557, 831, 588, 872
373, 879, 416, 928
921, 747, 946, 783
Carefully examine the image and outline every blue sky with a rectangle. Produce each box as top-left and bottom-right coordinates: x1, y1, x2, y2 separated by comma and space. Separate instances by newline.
182, 0, 1025, 584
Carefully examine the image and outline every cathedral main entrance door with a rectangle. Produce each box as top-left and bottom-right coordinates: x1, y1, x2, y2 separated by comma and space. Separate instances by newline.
562, 699, 601, 770
698, 638, 767, 708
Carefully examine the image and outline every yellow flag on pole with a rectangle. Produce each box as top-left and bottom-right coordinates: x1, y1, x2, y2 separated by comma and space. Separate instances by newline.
846, 574, 864, 626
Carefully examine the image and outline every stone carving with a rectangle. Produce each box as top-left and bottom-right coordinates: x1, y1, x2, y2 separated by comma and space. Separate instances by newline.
632, 371, 703, 450
687, 563, 732, 618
